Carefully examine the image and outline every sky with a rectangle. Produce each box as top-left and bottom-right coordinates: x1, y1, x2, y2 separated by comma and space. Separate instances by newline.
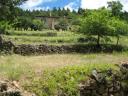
20, 0, 128, 11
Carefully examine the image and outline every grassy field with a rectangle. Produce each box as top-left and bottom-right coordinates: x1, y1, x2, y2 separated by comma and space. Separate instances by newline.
4, 30, 83, 45
1, 30, 128, 95
3, 30, 128, 46
0, 53, 127, 95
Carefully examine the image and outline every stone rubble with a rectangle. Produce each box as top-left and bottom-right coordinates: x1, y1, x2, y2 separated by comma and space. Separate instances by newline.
79, 63, 128, 96
0, 80, 36, 96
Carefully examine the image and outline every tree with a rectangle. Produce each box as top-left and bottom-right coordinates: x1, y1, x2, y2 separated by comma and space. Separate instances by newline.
0, 0, 27, 33
32, 19, 44, 31
80, 9, 111, 46
107, 1, 123, 17
55, 19, 68, 31
13, 16, 32, 31
108, 18, 128, 45
0, 0, 27, 21
78, 8, 85, 15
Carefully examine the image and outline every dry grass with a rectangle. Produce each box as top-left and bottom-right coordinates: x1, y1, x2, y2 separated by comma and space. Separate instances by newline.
0, 53, 128, 80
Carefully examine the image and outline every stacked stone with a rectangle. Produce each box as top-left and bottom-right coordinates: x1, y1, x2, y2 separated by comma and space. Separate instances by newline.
0, 81, 21, 96
79, 63, 128, 96
0, 35, 14, 54
0, 35, 125, 55
14, 44, 73, 55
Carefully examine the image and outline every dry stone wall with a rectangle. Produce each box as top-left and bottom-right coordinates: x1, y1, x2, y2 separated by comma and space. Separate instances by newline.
79, 63, 128, 96
13, 44, 125, 55
0, 35, 126, 55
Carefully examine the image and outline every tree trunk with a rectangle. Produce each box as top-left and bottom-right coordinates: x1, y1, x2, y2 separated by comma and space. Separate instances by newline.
116, 36, 119, 46
97, 35, 100, 46
0, 35, 3, 44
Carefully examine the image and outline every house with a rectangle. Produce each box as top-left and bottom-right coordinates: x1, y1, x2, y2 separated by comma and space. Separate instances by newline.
35, 16, 71, 30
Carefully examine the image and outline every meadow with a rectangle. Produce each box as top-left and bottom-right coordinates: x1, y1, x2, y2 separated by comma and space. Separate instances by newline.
0, 53, 127, 95
1, 0, 128, 95
4, 30, 82, 45
4, 30, 128, 46
1, 30, 128, 95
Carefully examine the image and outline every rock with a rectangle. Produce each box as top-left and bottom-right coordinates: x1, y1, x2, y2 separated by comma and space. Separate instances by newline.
0, 80, 35, 96
0, 81, 7, 92
12, 81, 20, 89
79, 62, 128, 96
0, 90, 21, 96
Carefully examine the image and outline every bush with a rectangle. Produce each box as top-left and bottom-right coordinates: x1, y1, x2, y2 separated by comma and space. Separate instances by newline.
70, 25, 80, 32
77, 37, 97, 43
55, 19, 69, 31
24, 64, 114, 96
46, 32, 57, 37
0, 21, 10, 34
32, 19, 44, 31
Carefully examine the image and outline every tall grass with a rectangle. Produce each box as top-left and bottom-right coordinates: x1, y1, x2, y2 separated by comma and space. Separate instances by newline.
0, 55, 33, 80
0, 53, 127, 95
24, 63, 115, 96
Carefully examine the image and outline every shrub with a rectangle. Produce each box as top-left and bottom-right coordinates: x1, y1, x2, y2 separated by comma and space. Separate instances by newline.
24, 64, 114, 96
70, 25, 80, 32
32, 19, 44, 31
55, 19, 69, 31
46, 32, 57, 37
77, 37, 97, 43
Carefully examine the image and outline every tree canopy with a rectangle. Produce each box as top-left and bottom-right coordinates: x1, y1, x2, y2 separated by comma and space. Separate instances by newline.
80, 9, 111, 46
80, 7, 128, 46
0, 0, 27, 21
107, 1, 123, 17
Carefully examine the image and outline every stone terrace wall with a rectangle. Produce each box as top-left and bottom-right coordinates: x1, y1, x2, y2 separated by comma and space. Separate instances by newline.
13, 44, 125, 55
79, 63, 128, 96
0, 36, 126, 55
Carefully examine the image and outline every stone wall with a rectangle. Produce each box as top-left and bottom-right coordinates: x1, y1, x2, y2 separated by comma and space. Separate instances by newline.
79, 63, 128, 96
13, 44, 125, 55
0, 36, 14, 54
0, 36, 126, 55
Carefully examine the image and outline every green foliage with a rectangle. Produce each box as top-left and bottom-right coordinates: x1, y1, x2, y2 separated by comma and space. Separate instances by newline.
32, 19, 44, 31
80, 9, 111, 45
70, 18, 81, 32
70, 25, 80, 32
80, 7, 128, 46
55, 19, 69, 31
25, 64, 114, 96
78, 8, 85, 15
107, 1, 123, 17
0, 0, 27, 21
13, 18, 44, 31
108, 18, 128, 45
0, 21, 11, 34
13, 17, 32, 31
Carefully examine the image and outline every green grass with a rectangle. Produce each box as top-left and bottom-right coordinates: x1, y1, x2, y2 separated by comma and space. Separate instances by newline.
4, 35, 81, 44
0, 53, 128, 95
24, 63, 115, 96
0, 55, 33, 80
1, 30, 128, 95
7, 30, 78, 37
4, 30, 128, 46
4, 30, 83, 45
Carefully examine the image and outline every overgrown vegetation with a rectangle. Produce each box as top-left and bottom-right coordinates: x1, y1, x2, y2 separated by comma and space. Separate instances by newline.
0, 0, 128, 96
0, 53, 127, 95
25, 64, 114, 96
